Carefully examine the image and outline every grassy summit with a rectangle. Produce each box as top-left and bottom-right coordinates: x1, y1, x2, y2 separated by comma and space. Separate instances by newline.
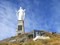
0, 31, 60, 45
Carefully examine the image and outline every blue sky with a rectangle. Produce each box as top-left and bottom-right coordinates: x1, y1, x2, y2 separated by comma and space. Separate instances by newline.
0, 0, 60, 40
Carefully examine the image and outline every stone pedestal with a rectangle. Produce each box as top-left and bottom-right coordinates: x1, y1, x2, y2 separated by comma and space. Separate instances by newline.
16, 20, 24, 35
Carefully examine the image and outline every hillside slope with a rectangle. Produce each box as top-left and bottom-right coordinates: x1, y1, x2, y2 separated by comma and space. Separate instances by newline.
0, 31, 60, 45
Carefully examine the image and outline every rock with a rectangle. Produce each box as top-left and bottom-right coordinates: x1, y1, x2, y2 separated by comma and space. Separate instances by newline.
33, 36, 50, 41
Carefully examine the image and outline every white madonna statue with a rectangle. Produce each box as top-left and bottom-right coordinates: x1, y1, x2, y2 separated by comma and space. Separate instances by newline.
17, 7, 25, 20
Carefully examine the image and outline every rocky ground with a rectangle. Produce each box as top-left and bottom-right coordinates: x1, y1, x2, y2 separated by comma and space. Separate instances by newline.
0, 31, 60, 45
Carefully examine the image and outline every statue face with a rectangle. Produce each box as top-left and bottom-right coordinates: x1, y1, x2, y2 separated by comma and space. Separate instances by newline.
20, 7, 22, 10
